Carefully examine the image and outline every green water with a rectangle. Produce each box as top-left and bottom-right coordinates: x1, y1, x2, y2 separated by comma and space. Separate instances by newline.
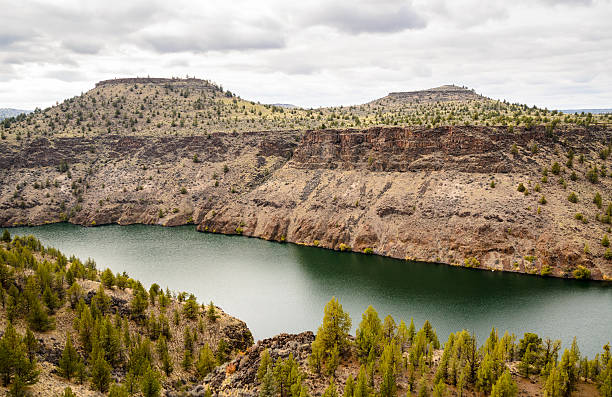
7, 223, 612, 356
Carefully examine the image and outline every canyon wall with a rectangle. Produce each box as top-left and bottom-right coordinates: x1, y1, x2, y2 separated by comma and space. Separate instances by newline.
1, 126, 611, 280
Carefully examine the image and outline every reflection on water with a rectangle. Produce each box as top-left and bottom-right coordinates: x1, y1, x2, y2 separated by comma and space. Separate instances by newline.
8, 223, 612, 356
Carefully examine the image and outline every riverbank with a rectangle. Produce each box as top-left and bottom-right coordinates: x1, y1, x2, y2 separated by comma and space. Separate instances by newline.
2, 125, 612, 281
7, 223, 612, 357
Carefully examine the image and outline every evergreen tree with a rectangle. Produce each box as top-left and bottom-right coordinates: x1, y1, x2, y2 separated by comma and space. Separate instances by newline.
353, 366, 369, 397
379, 341, 401, 397
130, 286, 149, 319
1, 229, 10, 243
382, 315, 397, 342
216, 338, 230, 363
109, 383, 130, 397
101, 268, 115, 289
27, 298, 54, 331
196, 343, 216, 378
257, 349, 272, 381
58, 333, 80, 380
322, 378, 338, 397
343, 374, 355, 397
183, 294, 199, 319
355, 305, 382, 364
309, 297, 352, 374
259, 365, 277, 397
417, 376, 429, 397
59, 387, 78, 397
0, 323, 39, 387
91, 284, 111, 316
90, 351, 111, 393
156, 336, 173, 376
22, 328, 37, 363
432, 380, 447, 397
491, 370, 518, 397
140, 366, 161, 397
207, 301, 219, 321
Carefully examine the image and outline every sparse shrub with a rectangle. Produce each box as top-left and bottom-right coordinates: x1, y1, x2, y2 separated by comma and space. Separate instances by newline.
539, 196, 547, 205
594, 192, 602, 208
551, 162, 561, 175
464, 257, 480, 268
602, 234, 610, 247
587, 167, 599, 183
568, 192, 578, 203
517, 183, 526, 192
572, 266, 591, 280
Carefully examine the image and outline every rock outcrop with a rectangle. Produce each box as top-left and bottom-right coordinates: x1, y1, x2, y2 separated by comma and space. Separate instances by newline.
2, 125, 612, 280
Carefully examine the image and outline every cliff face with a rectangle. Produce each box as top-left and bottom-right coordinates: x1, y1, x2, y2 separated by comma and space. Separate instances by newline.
1, 125, 611, 280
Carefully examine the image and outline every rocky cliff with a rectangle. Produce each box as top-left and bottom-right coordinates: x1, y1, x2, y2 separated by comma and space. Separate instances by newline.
1, 124, 612, 280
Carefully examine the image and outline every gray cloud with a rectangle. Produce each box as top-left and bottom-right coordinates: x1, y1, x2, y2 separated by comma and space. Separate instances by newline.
304, 0, 427, 34
0, 0, 610, 110
61, 39, 104, 55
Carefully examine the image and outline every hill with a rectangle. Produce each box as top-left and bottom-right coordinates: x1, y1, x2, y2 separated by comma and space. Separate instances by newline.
1, 78, 612, 281
0, 108, 31, 120
1, 78, 610, 143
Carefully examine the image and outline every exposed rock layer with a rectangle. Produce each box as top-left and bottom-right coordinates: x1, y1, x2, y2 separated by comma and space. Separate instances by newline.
1, 125, 611, 280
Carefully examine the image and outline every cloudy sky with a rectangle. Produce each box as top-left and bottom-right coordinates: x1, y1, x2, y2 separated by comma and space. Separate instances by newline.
1, 0, 611, 110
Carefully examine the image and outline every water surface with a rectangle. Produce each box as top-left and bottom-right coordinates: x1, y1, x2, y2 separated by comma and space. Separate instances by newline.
8, 223, 611, 356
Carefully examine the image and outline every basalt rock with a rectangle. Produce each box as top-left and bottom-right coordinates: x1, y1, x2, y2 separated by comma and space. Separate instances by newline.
2, 125, 611, 280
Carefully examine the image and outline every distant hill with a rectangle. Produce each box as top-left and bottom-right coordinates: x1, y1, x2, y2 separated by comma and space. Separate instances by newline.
1, 78, 609, 142
0, 108, 31, 120
270, 103, 298, 109
561, 108, 612, 115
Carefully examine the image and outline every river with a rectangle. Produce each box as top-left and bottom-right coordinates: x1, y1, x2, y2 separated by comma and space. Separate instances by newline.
7, 223, 612, 357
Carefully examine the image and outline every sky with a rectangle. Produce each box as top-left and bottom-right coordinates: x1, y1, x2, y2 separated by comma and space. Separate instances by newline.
1, 0, 611, 110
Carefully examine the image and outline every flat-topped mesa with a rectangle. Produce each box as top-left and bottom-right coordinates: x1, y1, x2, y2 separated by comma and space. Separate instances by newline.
384, 84, 483, 103
95, 77, 219, 89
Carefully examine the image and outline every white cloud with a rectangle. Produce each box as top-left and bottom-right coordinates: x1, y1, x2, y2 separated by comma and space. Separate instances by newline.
0, 0, 610, 109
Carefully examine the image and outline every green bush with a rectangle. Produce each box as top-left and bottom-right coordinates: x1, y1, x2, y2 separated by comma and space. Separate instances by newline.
572, 266, 591, 280
567, 192, 578, 203
517, 183, 526, 192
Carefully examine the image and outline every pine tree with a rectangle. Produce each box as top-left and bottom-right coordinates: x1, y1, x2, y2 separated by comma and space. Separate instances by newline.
257, 349, 272, 381
216, 338, 230, 363
101, 268, 115, 288
259, 365, 276, 397
343, 374, 355, 397
432, 380, 447, 397
353, 366, 369, 397
355, 305, 382, 363
207, 301, 219, 321
1, 229, 10, 243
58, 333, 80, 380
322, 378, 338, 397
59, 387, 78, 397
90, 351, 112, 393
379, 341, 401, 397
156, 336, 173, 376
108, 383, 129, 397
309, 297, 352, 374
490, 370, 518, 397
417, 376, 429, 397
27, 298, 54, 331
130, 286, 149, 319
140, 366, 161, 397
196, 343, 216, 378
183, 294, 199, 320
0, 323, 39, 387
